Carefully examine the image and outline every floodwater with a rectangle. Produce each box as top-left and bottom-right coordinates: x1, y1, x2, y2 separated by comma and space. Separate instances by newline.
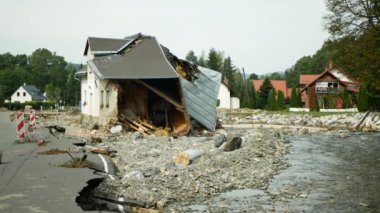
185, 132, 380, 212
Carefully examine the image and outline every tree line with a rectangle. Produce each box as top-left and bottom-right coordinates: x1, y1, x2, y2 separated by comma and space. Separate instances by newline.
0, 48, 80, 106
285, 0, 380, 110
185, 49, 290, 110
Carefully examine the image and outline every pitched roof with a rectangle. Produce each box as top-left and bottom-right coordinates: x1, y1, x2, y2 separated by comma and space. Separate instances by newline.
88, 36, 179, 79
22, 85, 46, 101
299, 64, 359, 93
300, 74, 319, 85
252, 80, 290, 98
83, 37, 134, 56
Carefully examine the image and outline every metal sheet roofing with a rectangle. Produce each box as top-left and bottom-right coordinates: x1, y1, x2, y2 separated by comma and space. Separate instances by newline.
88, 37, 179, 79
180, 66, 222, 131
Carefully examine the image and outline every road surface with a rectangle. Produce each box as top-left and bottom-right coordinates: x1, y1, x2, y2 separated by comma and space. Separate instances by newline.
0, 111, 113, 212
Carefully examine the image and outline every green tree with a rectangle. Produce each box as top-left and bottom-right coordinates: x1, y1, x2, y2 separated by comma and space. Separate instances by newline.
357, 87, 369, 112
267, 89, 277, 111
28, 48, 67, 89
248, 73, 259, 80
290, 87, 299, 107
258, 77, 274, 109
197, 51, 207, 67
276, 90, 285, 110
342, 88, 352, 108
44, 83, 55, 101
222, 56, 237, 88
206, 48, 223, 72
240, 79, 257, 108
324, 0, 380, 38
185, 50, 198, 64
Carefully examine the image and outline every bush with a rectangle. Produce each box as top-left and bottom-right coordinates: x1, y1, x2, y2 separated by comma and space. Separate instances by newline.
357, 88, 369, 112
342, 88, 352, 108
267, 89, 277, 111
276, 90, 285, 110
5, 101, 55, 111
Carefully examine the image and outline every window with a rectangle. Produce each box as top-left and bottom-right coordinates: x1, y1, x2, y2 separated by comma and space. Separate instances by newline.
100, 90, 104, 108
17, 92, 20, 96
23, 92, 26, 97
106, 90, 110, 108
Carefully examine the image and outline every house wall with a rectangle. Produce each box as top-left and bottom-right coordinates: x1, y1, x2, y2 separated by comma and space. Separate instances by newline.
81, 48, 118, 125
11, 87, 32, 103
230, 97, 240, 109
217, 84, 231, 109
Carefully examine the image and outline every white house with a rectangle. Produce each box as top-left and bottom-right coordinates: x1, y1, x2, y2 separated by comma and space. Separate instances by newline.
75, 33, 222, 133
10, 85, 46, 103
217, 82, 240, 109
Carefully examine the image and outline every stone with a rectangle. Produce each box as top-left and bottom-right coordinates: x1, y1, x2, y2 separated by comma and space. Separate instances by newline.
223, 137, 242, 152
213, 134, 227, 148
299, 194, 308, 198
132, 132, 142, 140
110, 125, 122, 134
124, 170, 144, 179
142, 167, 160, 177
299, 128, 309, 135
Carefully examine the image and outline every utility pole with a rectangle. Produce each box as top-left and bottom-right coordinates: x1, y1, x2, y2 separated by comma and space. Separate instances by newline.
242, 67, 250, 102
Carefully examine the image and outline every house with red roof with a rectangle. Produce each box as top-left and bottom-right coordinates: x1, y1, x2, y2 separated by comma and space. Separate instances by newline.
252, 80, 291, 99
299, 62, 359, 109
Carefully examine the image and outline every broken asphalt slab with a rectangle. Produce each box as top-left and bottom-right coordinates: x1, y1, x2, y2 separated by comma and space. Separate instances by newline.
0, 122, 116, 212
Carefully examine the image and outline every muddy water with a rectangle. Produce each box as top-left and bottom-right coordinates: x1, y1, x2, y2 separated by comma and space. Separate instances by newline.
185, 132, 380, 212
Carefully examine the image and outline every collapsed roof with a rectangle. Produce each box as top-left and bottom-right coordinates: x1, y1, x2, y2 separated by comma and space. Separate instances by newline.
82, 33, 221, 131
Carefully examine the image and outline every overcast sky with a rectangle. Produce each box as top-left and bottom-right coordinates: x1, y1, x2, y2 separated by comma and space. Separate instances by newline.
0, 0, 328, 75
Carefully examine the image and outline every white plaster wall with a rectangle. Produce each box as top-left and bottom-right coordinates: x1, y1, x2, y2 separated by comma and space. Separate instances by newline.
84, 66, 100, 117
80, 77, 88, 114
217, 84, 231, 109
11, 87, 32, 103
230, 97, 240, 109
98, 82, 118, 124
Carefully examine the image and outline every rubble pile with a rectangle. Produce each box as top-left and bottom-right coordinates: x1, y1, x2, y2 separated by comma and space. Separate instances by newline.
220, 109, 380, 132
95, 129, 291, 208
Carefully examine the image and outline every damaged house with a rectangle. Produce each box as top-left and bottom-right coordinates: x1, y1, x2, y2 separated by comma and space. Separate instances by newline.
75, 33, 221, 136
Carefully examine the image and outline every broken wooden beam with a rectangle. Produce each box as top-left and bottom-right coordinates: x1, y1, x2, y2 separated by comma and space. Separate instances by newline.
134, 80, 184, 112
174, 149, 204, 166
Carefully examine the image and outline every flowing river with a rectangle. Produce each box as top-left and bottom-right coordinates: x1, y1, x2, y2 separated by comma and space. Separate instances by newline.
185, 132, 380, 212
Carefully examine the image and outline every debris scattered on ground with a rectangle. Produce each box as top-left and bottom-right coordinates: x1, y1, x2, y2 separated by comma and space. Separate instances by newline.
36, 139, 48, 146
59, 158, 94, 168
37, 148, 71, 155
89, 147, 111, 155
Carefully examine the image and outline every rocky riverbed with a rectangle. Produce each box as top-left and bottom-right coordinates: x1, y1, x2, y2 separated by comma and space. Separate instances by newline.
38, 108, 380, 212
94, 128, 291, 210
220, 109, 380, 132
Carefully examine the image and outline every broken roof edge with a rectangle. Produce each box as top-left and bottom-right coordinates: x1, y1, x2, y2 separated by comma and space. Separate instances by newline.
154, 37, 180, 78
180, 67, 222, 131
83, 36, 137, 56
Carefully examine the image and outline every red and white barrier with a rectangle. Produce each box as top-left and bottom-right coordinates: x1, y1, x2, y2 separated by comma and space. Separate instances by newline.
16, 111, 25, 140
29, 110, 36, 130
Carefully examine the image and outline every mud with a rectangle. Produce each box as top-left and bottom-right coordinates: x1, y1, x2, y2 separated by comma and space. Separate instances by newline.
176, 132, 380, 212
